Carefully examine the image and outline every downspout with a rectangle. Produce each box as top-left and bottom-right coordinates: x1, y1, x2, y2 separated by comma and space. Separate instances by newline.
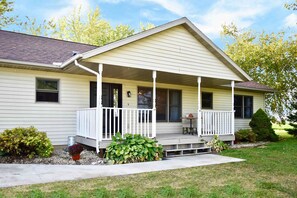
74, 60, 101, 153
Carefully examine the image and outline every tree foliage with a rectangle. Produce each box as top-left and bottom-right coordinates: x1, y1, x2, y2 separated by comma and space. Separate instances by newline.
221, 23, 297, 120
0, 0, 16, 29
20, 7, 154, 46
285, 0, 297, 10
286, 93, 297, 137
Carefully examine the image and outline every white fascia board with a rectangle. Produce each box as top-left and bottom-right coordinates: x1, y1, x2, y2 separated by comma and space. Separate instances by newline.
0, 58, 59, 69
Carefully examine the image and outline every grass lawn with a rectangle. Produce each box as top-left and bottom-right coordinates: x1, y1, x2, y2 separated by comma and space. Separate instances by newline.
0, 131, 296, 198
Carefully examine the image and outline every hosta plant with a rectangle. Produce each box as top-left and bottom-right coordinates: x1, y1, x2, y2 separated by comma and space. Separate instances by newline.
105, 133, 163, 164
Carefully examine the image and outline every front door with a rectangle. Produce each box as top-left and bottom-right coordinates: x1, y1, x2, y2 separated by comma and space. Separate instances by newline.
90, 82, 123, 134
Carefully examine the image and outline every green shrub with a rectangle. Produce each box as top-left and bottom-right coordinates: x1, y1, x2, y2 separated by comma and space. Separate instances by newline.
235, 129, 256, 143
0, 126, 53, 158
206, 135, 229, 152
105, 133, 163, 164
249, 109, 279, 141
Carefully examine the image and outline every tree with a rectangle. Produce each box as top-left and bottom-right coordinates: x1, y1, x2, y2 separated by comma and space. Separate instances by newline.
221, 24, 297, 120
0, 0, 16, 29
286, 94, 297, 137
140, 22, 155, 31
21, 7, 135, 46
285, 0, 297, 10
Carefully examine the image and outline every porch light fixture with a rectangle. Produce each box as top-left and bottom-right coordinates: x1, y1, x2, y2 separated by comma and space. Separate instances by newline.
127, 91, 132, 97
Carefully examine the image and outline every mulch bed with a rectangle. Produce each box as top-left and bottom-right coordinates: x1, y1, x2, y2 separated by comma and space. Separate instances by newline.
0, 149, 105, 165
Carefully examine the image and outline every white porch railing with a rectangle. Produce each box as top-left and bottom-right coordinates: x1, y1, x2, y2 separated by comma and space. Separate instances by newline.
77, 108, 97, 139
200, 110, 234, 135
77, 108, 234, 143
77, 107, 154, 141
102, 107, 154, 140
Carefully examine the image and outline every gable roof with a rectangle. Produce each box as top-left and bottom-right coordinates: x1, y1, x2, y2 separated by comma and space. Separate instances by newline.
0, 18, 252, 81
80, 17, 252, 81
0, 30, 96, 65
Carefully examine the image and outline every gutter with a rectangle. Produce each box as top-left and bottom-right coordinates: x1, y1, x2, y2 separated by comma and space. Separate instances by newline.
74, 59, 101, 154
0, 58, 59, 69
60, 54, 83, 68
74, 59, 98, 75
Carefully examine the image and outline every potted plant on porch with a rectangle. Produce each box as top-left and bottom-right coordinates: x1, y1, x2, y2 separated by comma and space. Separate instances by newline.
68, 144, 84, 161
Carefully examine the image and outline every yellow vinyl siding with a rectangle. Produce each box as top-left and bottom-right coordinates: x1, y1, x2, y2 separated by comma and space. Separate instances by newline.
0, 67, 264, 144
0, 67, 95, 145
87, 25, 242, 81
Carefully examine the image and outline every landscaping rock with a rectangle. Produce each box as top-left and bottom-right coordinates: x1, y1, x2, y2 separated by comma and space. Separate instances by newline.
230, 141, 269, 149
0, 149, 105, 165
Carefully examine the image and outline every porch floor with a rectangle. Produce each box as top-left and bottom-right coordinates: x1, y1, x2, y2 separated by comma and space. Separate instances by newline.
76, 133, 235, 149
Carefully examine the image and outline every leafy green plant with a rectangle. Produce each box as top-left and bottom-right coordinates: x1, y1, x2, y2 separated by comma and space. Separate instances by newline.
206, 135, 229, 153
235, 129, 257, 143
0, 126, 53, 158
249, 109, 279, 141
105, 133, 163, 164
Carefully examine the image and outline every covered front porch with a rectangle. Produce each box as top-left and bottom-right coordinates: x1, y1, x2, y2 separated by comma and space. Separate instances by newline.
72, 63, 236, 152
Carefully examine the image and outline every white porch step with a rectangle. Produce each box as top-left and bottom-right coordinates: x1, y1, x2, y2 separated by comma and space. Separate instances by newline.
163, 143, 211, 158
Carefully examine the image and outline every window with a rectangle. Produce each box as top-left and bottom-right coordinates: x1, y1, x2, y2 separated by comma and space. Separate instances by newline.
138, 87, 182, 122
36, 78, 59, 102
234, 95, 253, 118
202, 92, 213, 109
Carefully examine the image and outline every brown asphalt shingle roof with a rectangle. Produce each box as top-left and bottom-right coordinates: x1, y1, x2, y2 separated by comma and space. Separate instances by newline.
0, 30, 97, 65
235, 81, 274, 92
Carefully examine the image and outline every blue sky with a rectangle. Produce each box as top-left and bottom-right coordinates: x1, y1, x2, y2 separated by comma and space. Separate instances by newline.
6, 0, 297, 48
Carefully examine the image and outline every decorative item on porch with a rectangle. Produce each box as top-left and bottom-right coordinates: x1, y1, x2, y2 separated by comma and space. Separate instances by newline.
68, 144, 84, 161
187, 113, 194, 118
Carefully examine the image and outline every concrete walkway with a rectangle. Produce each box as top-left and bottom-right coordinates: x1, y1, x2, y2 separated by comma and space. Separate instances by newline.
0, 154, 244, 188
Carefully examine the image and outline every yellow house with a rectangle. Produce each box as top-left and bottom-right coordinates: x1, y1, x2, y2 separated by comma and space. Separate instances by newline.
0, 18, 273, 156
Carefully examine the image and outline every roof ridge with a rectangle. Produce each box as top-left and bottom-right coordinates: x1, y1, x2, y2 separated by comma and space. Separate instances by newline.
0, 29, 98, 47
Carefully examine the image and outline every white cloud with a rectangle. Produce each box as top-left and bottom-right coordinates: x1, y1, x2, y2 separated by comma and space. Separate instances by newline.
284, 13, 297, 28
99, 0, 125, 3
144, 0, 188, 16
193, 0, 283, 39
47, 0, 90, 21
99, 0, 188, 16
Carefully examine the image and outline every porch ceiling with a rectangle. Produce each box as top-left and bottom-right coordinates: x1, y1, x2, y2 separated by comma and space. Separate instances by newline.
63, 61, 233, 88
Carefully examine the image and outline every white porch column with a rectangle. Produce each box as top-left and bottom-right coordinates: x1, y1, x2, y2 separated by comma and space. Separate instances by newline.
96, 63, 103, 153
152, 71, 157, 138
231, 81, 235, 135
197, 77, 201, 136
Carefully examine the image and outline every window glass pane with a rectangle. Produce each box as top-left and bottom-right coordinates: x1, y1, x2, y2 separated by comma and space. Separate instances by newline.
234, 95, 243, 118
244, 96, 253, 107
169, 90, 181, 122
156, 89, 167, 121
244, 107, 253, 118
202, 92, 213, 109
234, 95, 242, 106
244, 96, 253, 118
235, 107, 243, 118
37, 79, 58, 90
36, 92, 58, 102
138, 87, 152, 109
